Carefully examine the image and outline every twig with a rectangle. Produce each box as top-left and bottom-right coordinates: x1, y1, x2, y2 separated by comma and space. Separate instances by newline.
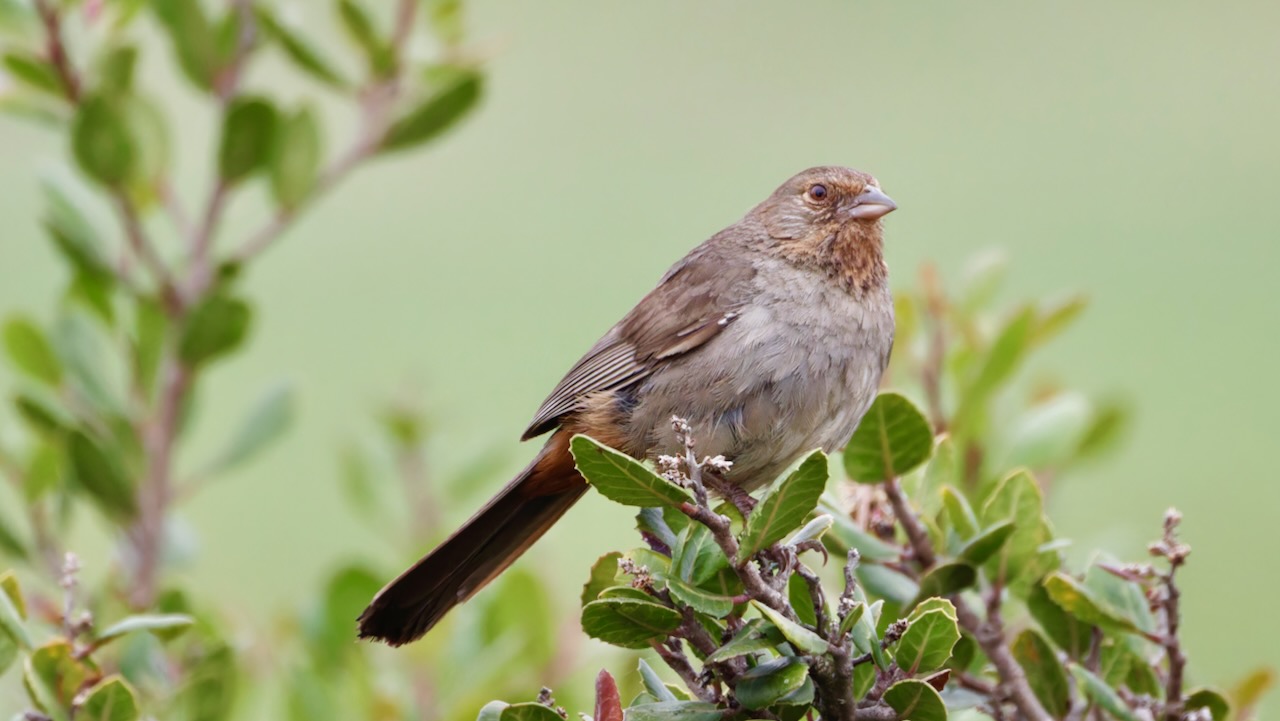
883, 479, 936, 568
653, 640, 719, 704
32, 0, 80, 102
1150, 509, 1190, 721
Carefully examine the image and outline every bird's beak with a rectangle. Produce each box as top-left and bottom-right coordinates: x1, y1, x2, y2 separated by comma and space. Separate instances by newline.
844, 186, 898, 221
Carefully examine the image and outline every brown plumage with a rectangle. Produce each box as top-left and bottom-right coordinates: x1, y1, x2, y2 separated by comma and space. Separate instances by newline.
357, 166, 897, 646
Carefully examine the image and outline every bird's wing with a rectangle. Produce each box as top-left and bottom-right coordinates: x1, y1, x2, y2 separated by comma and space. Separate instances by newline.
521, 244, 755, 440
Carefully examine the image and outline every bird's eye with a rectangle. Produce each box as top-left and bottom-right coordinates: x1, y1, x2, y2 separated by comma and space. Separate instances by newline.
807, 184, 828, 201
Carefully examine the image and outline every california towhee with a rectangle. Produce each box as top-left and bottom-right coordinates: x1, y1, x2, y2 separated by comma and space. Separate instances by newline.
358, 166, 897, 646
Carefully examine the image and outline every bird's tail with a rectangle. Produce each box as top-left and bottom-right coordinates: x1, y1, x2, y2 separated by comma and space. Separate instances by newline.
357, 430, 586, 646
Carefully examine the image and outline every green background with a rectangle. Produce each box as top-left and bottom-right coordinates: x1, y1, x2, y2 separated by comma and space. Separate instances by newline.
2, 0, 1276, 687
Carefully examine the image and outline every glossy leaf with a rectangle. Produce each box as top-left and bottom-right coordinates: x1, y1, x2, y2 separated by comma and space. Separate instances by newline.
1084, 563, 1156, 636
752, 601, 827, 655
883, 679, 948, 721
581, 551, 623, 605
786, 513, 834, 546
580, 597, 680, 649
570, 434, 692, 508
81, 676, 140, 721
959, 521, 1015, 565
735, 656, 809, 710
219, 97, 278, 183
913, 563, 977, 603
1011, 629, 1070, 718
498, 704, 562, 721
270, 106, 321, 210
895, 607, 961, 674
706, 622, 774, 663
981, 470, 1055, 591
1185, 688, 1231, 721
2, 316, 61, 385
1027, 580, 1092, 659
381, 70, 483, 152
821, 496, 901, 561
737, 450, 827, 560
940, 486, 979, 539
844, 392, 934, 482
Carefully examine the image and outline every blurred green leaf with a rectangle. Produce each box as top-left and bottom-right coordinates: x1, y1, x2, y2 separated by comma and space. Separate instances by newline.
1084, 563, 1156, 637
23, 444, 61, 501
122, 96, 170, 190
27, 640, 91, 710
94, 614, 194, 648
821, 496, 900, 561
132, 297, 167, 392
1185, 689, 1231, 721
570, 434, 692, 508
752, 601, 826, 655
1042, 573, 1136, 634
13, 390, 70, 436
72, 95, 135, 186
1011, 629, 1070, 718
1027, 580, 1092, 659
1075, 400, 1129, 461
219, 97, 278, 183
959, 521, 1015, 565
581, 551, 623, 606
939, 486, 978, 539
177, 641, 237, 721
0, 507, 29, 560
895, 604, 960, 674
1005, 393, 1092, 469
1069, 664, 1140, 721
270, 106, 321, 210
953, 306, 1034, 435
981, 470, 1055, 591
3, 50, 62, 95
499, 704, 563, 721
98, 45, 138, 95
381, 69, 483, 153
623, 702, 724, 721
254, 7, 347, 88
0, 570, 31, 649
285, 666, 336, 721
336, 0, 394, 76
580, 596, 680, 649
152, 0, 222, 90
957, 250, 1007, 312
68, 430, 136, 520
738, 450, 826, 560
308, 564, 382, 666
179, 294, 252, 366
858, 563, 919, 607
80, 676, 140, 721
844, 392, 934, 483
883, 678, 948, 721
67, 272, 116, 327
735, 656, 809, 710
913, 563, 976, 604
201, 383, 295, 476
1032, 295, 1088, 346
853, 661, 876, 698
41, 173, 112, 282
1229, 668, 1275, 721
3, 315, 62, 385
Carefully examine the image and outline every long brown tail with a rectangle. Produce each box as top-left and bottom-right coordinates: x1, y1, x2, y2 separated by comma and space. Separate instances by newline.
357, 430, 586, 646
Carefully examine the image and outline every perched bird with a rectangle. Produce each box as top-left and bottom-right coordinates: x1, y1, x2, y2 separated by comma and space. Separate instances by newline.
358, 166, 897, 646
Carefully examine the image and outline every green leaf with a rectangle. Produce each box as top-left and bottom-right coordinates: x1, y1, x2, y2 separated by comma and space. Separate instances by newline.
787, 513, 834, 546
81, 676, 140, 721
913, 563, 977, 604
1005, 393, 1092, 470
1229, 668, 1275, 720
844, 392, 934, 482
623, 702, 724, 721
668, 577, 734, 618
853, 662, 876, 698
254, 7, 347, 88
883, 679, 948, 721
219, 97, 278, 183
980, 470, 1055, 591
821, 496, 901, 561
738, 450, 828, 560
1076, 400, 1129, 460
270, 106, 322, 210
957, 250, 1007, 312
94, 614, 194, 648
706, 621, 774, 663
894, 608, 961, 674
1069, 664, 1140, 721
1011, 629, 1070, 718
570, 434, 692, 508
1084, 563, 1156, 637
838, 601, 866, 638
858, 563, 919, 607
3, 316, 62, 385
41, 174, 112, 282
72, 95, 135, 186
68, 431, 136, 520
581, 552, 623, 606
1185, 688, 1231, 721
672, 522, 728, 586
580, 597, 680, 649
1027, 580, 1092, 659
953, 305, 1035, 435
201, 383, 295, 475
27, 641, 91, 708
177, 641, 236, 721
498, 704, 563, 721
752, 601, 827, 655
179, 295, 252, 366
152, 0, 221, 90
121, 96, 170, 189
788, 573, 817, 627
638, 658, 677, 702
1042, 573, 1136, 634
1033, 295, 1088, 346
0, 572, 30, 649
381, 70, 483, 153
3, 51, 62, 95
476, 701, 508, 721
959, 521, 1015, 565
336, 0, 394, 76
98, 45, 138, 96
735, 656, 809, 710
